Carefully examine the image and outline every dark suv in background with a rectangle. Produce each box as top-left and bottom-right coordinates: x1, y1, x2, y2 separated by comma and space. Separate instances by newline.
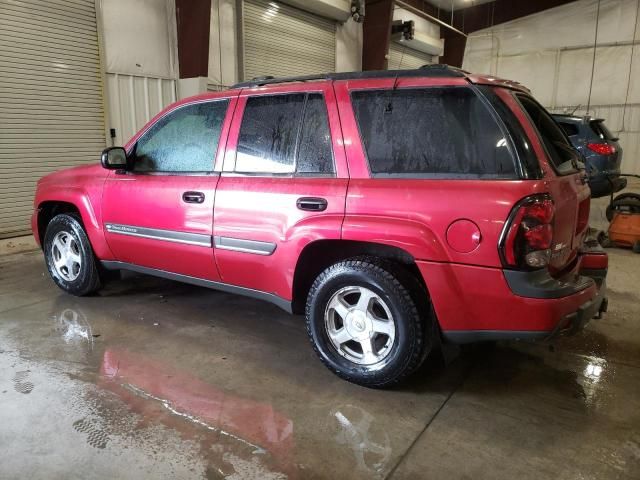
553, 114, 626, 197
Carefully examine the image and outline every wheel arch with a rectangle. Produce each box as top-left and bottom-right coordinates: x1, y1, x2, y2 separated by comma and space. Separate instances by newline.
291, 239, 428, 314
35, 191, 113, 260
36, 200, 81, 247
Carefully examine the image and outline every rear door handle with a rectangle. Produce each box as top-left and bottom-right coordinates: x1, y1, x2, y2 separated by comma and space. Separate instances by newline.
296, 197, 328, 212
182, 191, 205, 204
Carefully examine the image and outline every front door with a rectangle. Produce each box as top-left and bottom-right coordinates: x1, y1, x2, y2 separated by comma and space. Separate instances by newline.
213, 83, 349, 301
102, 98, 233, 281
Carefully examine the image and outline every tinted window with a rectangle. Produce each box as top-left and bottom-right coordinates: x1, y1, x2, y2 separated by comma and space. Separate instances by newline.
236, 94, 305, 173
133, 100, 228, 173
558, 121, 579, 137
351, 87, 516, 178
517, 95, 578, 175
296, 94, 334, 174
590, 120, 616, 141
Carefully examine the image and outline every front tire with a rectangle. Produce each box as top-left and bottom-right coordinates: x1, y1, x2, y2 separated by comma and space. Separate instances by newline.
305, 258, 432, 388
44, 213, 102, 296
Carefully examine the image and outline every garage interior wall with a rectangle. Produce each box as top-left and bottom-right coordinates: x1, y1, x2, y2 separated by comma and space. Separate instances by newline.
97, 0, 178, 147
208, 0, 239, 90
463, 0, 640, 175
207, 0, 362, 91
0, 0, 105, 238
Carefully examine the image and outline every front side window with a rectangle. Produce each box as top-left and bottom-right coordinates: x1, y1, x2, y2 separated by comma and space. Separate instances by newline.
132, 100, 229, 173
235, 93, 334, 175
517, 95, 578, 175
351, 87, 516, 178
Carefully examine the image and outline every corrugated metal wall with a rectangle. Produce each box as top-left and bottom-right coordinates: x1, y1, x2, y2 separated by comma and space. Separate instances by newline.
388, 42, 434, 69
242, 0, 336, 80
105, 73, 177, 147
0, 0, 105, 238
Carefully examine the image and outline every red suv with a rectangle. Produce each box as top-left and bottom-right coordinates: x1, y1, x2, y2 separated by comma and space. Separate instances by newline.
32, 65, 608, 388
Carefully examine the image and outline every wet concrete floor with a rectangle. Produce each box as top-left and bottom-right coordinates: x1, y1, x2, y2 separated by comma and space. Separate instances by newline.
0, 248, 638, 479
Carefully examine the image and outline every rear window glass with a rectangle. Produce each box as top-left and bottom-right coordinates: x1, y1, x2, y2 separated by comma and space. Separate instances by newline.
557, 121, 579, 137
590, 120, 616, 141
517, 95, 579, 175
350, 87, 516, 178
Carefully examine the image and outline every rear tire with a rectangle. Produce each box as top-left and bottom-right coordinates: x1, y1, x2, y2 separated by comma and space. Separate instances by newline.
44, 213, 102, 296
305, 258, 432, 388
633, 241, 640, 254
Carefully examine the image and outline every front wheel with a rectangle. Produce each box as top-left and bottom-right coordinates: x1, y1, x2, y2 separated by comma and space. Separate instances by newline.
44, 213, 102, 296
305, 258, 432, 388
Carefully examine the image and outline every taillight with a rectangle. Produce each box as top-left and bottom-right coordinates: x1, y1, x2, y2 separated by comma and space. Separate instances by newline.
500, 195, 555, 269
587, 143, 615, 155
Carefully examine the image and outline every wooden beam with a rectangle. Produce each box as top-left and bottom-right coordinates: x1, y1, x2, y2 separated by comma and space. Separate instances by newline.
175, 0, 212, 78
362, 0, 395, 70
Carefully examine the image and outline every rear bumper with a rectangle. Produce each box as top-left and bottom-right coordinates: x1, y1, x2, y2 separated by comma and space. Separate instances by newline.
545, 280, 607, 340
588, 174, 627, 198
418, 247, 608, 344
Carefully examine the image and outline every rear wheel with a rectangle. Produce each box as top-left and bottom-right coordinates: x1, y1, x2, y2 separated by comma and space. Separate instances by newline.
305, 258, 432, 388
633, 241, 640, 254
44, 213, 102, 296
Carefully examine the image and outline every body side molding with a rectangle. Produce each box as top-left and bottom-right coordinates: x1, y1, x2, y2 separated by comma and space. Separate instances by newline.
213, 236, 277, 255
101, 261, 292, 313
105, 223, 212, 247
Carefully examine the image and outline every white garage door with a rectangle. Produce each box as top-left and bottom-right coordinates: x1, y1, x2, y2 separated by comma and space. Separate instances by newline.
0, 0, 106, 238
243, 0, 336, 80
388, 42, 433, 70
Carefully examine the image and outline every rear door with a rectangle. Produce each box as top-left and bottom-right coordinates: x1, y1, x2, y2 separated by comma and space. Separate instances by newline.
212, 82, 348, 300
514, 94, 590, 271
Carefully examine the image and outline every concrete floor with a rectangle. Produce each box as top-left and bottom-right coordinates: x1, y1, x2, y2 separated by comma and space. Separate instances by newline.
1, 231, 639, 479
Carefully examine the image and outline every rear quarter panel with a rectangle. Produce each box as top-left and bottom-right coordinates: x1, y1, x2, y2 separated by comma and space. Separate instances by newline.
334, 79, 550, 267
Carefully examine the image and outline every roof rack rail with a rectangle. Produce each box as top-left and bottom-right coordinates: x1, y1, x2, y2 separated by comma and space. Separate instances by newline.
231, 64, 467, 89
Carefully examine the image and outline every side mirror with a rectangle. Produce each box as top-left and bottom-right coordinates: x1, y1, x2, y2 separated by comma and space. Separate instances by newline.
101, 147, 127, 170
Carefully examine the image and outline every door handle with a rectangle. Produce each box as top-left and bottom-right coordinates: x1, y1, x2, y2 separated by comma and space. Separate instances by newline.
296, 197, 328, 212
182, 191, 205, 204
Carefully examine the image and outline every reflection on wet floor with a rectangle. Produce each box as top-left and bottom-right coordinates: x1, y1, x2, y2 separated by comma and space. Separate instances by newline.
1, 251, 639, 479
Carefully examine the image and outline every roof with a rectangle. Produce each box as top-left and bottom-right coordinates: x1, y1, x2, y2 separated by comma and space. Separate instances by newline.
552, 114, 603, 124
231, 64, 468, 88
231, 64, 532, 94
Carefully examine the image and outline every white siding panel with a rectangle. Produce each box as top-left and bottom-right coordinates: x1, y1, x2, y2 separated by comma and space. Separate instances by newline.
0, 0, 106, 238
243, 0, 336, 80
104, 73, 176, 147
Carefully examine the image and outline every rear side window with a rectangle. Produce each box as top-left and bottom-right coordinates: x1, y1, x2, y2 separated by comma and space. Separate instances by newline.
235, 93, 334, 175
351, 87, 516, 178
557, 122, 579, 137
590, 120, 616, 141
297, 94, 333, 174
517, 95, 579, 175
133, 100, 228, 173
